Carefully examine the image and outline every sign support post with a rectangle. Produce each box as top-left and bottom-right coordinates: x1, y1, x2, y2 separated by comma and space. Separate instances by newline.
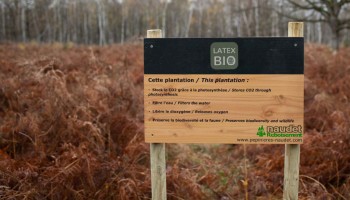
283, 22, 303, 200
147, 29, 167, 200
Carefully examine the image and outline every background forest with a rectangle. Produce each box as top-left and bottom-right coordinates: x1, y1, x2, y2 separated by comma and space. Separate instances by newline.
1, 0, 350, 48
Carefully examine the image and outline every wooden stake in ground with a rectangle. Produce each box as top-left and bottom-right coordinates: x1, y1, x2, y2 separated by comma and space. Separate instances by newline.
147, 29, 167, 200
283, 22, 303, 200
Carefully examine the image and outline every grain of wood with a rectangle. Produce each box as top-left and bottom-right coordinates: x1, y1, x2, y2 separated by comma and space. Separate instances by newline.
144, 74, 304, 144
150, 143, 166, 200
283, 22, 303, 200
288, 22, 303, 37
147, 29, 167, 200
147, 29, 162, 38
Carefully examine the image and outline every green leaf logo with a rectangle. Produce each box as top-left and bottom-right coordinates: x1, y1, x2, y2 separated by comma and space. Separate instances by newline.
257, 125, 266, 137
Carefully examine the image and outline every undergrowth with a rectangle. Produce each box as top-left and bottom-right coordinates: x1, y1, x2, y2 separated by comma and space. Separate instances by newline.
0, 43, 349, 199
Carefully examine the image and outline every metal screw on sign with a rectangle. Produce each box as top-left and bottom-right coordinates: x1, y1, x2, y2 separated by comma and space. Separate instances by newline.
150, 45, 153, 48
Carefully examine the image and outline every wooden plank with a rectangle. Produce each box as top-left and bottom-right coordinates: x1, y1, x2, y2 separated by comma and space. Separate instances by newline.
144, 37, 304, 144
150, 143, 166, 200
283, 22, 303, 200
147, 29, 167, 200
288, 22, 304, 39
283, 143, 300, 200
144, 74, 304, 144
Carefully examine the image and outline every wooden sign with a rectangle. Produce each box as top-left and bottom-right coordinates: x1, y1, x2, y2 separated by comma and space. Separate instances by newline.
144, 38, 304, 144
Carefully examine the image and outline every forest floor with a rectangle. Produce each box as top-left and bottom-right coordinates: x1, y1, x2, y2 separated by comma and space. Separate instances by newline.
0, 42, 349, 200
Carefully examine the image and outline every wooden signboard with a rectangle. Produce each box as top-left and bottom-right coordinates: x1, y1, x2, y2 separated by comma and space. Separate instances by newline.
144, 38, 304, 144
146, 22, 304, 200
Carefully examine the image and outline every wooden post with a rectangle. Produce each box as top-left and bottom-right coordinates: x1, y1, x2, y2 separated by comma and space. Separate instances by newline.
147, 29, 167, 200
283, 22, 303, 200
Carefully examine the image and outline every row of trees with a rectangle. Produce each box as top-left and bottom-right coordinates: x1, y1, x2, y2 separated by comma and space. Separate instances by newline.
0, 0, 349, 49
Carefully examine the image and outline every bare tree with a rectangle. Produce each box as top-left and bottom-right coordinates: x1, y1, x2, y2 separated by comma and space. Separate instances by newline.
0, 0, 348, 47
45, 0, 52, 43
224, 0, 233, 37
1, 1, 6, 41
206, 3, 211, 37
197, 0, 203, 37
234, 0, 242, 37
21, 0, 26, 42
254, 0, 259, 36
96, 0, 105, 45
284, 0, 350, 49
241, 1, 252, 36
185, 0, 194, 38
162, 0, 168, 37
121, 0, 125, 44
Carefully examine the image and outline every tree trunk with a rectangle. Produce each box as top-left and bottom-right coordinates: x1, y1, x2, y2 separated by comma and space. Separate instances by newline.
73, 2, 77, 43
97, 0, 105, 46
146, 7, 150, 30
58, 5, 62, 43
102, 4, 108, 45
45, 7, 51, 43
307, 23, 311, 42
161, 1, 168, 37
31, 9, 40, 42
234, 0, 241, 37
224, 0, 232, 37
21, 3, 26, 43
88, 7, 92, 45
63, 7, 67, 43
331, 29, 339, 50
276, 11, 280, 36
198, 1, 203, 38
271, 12, 275, 36
172, 11, 180, 37
254, 0, 259, 37
121, 3, 125, 44
53, 5, 57, 42
156, 1, 159, 29
206, 7, 211, 37
241, 2, 251, 36
2, 3, 6, 41
317, 22, 322, 43
134, 0, 140, 37
84, 12, 88, 44
330, 15, 340, 50
185, 2, 194, 38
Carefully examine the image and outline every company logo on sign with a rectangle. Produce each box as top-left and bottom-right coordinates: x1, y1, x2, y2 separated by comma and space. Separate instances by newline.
256, 125, 303, 137
210, 42, 238, 70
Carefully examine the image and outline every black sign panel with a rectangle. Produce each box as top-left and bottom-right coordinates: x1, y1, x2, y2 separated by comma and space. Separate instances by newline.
144, 38, 304, 74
